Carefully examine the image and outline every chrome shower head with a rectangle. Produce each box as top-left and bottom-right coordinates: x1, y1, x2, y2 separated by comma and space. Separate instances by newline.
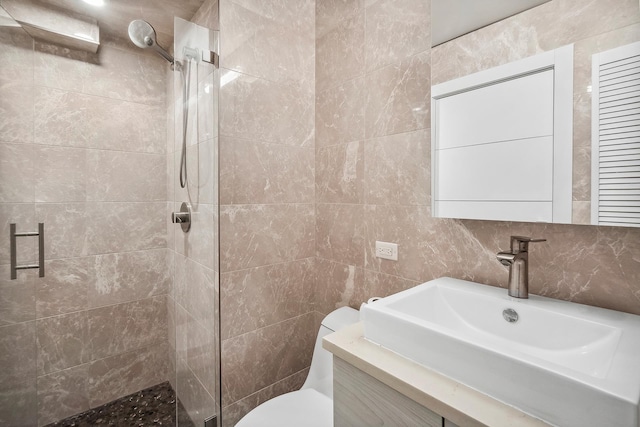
128, 19, 174, 64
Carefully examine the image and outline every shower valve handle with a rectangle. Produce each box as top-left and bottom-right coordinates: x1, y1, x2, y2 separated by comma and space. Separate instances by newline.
172, 202, 191, 232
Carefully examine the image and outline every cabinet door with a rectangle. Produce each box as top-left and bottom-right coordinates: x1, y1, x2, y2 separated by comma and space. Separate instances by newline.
334, 357, 442, 427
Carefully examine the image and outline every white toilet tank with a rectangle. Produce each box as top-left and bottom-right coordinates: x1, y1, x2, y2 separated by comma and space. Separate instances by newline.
235, 306, 359, 427
301, 306, 359, 398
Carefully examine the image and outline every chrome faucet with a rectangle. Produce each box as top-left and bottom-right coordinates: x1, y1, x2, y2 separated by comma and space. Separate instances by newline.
496, 236, 546, 299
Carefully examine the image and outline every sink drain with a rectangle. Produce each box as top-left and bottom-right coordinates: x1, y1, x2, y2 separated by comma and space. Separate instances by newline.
503, 308, 519, 323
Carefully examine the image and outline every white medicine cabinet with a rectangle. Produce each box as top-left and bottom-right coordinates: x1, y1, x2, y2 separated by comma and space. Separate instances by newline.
431, 45, 574, 223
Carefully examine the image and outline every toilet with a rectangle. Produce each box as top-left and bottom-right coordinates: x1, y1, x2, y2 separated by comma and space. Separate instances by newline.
235, 306, 360, 427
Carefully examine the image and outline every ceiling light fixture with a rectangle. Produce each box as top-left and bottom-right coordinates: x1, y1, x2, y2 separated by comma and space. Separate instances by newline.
81, 0, 104, 6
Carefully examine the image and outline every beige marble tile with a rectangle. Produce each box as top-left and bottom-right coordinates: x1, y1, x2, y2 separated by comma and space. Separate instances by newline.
315, 77, 365, 148
0, 28, 34, 83
364, 0, 430, 72
0, 79, 33, 143
166, 296, 177, 392
33, 41, 92, 92
175, 257, 216, 332
186, 314, 217, 398
556, 0, 640, 46
316, 0, 363, 38
175, 301, 190, 368
0, 203, 36, 266
222, 368, 308, 427
166, 203, 176, 258
462, 220, 640, 315
87, 296, 167, 360
219, 71, 314, 147
86, 151, 165, 202
36, 311, 89, 375
35, 203, 88, 259
32, 86, 85, 148
315, 11, 364, 92
572, 201, 592, 225
33, 87, 166, 154
220, 204, 315, 271
36, 258, 92, 318
167, 295, 176, 351
83, 44, 167, 106
176, 357, 217, 427
89, 249, 170, 308
85, 100, 166, 154
85, 202, 166, 255
316, 141, 364, 204
573, 144, 591, 203
0, 375, 37, 427
0, 143, 34, 203
364, 205, 503, 283
363, 269, 420, 300
221, 1, 314, 85
314, 257, 364, 315
174, 203, 216, 270
573, 91, 591, 149
316, 203, 365, 267
221, 258, 314, 339
88, 342, 171, 407
192, 0, 220, 30
0, 322, 37, 426
37, 364, 89, 427
364, 129, 430, 205
365, 50, 430, 139
430, 2, 556, 85
0, 321, 37, 384
220, 136, 314, 204
140, 0, 204, 38
228, 0, 314, 35
221, 312, 315, 405
34, 146, 87, 203
0, 267, 35, 326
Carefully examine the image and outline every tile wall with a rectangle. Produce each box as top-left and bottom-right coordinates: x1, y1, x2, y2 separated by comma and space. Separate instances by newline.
216, 0, 316, 425
0, 27, 171, 426
212, 0, 638, 424
315, 0, 640, 324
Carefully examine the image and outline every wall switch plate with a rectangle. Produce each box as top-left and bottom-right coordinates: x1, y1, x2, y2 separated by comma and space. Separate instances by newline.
375, 241, 398, 261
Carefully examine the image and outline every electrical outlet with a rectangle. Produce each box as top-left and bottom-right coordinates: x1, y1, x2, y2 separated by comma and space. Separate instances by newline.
375, 241, 398, 261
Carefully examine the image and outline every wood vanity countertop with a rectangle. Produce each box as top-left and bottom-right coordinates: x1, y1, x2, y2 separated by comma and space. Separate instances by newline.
323, 322, 551, 427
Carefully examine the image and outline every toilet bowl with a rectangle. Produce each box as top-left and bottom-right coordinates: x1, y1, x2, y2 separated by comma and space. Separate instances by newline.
235, 306, 359, 427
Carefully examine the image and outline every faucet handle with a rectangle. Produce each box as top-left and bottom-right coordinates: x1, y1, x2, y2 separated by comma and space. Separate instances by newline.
510, 236, 546, 253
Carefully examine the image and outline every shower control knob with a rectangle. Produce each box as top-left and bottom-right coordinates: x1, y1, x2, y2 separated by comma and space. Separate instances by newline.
172, 202, 191, 232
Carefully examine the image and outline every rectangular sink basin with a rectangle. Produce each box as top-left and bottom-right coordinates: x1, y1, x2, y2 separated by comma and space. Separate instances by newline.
362, 277, 640, 427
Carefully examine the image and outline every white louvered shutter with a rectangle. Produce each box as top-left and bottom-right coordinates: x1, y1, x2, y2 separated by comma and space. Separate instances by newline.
592, 41, 640, 227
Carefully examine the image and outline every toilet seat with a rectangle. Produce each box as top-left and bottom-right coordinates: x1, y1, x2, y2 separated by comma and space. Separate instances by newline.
234, 388, 333, 427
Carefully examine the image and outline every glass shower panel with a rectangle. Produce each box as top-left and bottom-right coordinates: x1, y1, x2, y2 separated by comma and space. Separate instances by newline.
172, 16, 220, 427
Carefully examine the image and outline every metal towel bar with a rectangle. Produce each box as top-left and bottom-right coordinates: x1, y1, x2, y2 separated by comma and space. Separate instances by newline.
10, 223, 44, 280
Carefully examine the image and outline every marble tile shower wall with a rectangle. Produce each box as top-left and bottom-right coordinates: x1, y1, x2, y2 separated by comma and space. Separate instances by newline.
315, 0, 640, 325
0, 30, 171, 426
314, 0, 432, 314
216, 0, 316, 425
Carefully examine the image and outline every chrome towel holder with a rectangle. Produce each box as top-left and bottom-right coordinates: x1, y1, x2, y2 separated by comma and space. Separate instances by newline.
9, 223, 45, 280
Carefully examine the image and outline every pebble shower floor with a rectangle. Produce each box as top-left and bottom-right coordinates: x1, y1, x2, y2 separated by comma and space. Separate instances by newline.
44, 382, 194, 427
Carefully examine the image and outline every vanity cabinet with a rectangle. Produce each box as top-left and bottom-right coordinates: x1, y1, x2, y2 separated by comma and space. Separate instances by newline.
334, 357, 459, 427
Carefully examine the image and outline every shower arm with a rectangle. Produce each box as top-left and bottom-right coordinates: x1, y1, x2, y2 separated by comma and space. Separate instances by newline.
151, 42, 174, 64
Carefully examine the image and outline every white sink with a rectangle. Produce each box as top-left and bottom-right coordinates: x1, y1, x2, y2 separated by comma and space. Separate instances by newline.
362, 277, 640, 427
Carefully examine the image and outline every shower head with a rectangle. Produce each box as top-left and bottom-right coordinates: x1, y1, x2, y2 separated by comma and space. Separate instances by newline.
128, 19, 174, 64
